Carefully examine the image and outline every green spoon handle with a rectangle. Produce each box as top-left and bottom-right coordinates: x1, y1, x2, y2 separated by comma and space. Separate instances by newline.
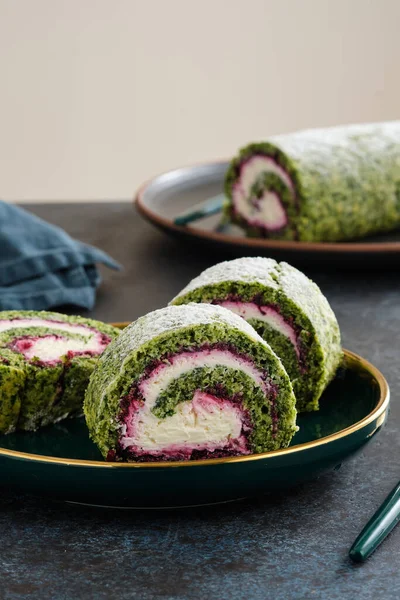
173, 194, 225, 226
349, 481, 400, 562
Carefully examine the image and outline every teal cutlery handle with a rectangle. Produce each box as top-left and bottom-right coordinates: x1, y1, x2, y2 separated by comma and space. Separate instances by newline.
173, 194, 225, 226
349, 481, 400, 562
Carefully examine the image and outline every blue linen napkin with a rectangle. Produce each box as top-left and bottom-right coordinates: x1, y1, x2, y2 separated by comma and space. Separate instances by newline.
0, 200, 121, 311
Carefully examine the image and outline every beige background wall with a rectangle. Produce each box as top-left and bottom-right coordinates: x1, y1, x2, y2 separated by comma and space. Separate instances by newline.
1, 0, 399, 202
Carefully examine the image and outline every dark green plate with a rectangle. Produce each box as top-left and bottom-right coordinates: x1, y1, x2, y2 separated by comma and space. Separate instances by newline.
0, 350, 389, 509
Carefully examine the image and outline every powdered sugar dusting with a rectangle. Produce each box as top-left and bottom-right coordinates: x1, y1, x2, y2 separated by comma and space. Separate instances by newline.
94, 303, 270, 418
268, 121, 400, 159
123, 304, 266, 350
171, 257, 280, 301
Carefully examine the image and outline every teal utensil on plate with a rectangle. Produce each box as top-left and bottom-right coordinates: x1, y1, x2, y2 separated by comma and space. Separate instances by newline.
173, 194, 225, 225
349, 481, 400, 562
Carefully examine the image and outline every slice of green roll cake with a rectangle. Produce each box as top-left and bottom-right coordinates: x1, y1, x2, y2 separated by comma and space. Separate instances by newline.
84, 304, 297, 462
0, 310, 120, 433
224, 121, 400, 241
171, 257, 342, 412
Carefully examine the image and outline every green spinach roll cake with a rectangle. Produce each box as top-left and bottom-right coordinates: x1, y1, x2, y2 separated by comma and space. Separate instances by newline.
224, 121, 400, 241
0, 311, 119, 433
84, 304, 297, 462
171, 258, 342, 412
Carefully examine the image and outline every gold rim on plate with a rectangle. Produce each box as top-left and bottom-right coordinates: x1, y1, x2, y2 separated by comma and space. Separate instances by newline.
0, 344, 389, 469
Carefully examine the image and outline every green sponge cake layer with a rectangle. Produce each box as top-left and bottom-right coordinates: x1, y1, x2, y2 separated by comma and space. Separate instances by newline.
0, 310, 119, 433
171, 258, 342, 412
84, 304, 297, 462
224, 121, 400, 241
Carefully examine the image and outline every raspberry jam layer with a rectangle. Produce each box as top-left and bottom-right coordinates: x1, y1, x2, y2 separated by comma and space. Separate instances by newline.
114, 346, 277, 461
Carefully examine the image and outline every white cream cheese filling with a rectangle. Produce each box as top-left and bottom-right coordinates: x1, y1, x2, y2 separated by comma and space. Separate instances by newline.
0, 318, 94, 337
3, 318, 108, 362
121, 349, 266, 452
233, 155, 294, 229
217, 301, 299, 357
15, 334, 105, 362
240, 155, 294, 197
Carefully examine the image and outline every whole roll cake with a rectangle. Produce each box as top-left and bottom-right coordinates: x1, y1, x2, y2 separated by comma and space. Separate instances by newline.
171, 258, 342, 412
84, 304, 297, 462
224, 121, 400, 241
0, 311, 119, 433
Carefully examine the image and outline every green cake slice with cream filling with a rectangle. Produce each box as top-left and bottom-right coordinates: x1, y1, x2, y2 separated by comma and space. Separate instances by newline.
84, 303, 297, 462
0, 310, 120, 433
171, 257, 342, 412
224, 121, 400, 241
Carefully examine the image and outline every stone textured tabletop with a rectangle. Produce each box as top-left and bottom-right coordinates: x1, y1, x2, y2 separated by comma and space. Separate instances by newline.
1, 203, 400, 600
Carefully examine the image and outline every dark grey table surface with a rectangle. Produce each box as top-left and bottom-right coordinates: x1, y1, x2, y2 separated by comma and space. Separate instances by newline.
2, 202, 400, 600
